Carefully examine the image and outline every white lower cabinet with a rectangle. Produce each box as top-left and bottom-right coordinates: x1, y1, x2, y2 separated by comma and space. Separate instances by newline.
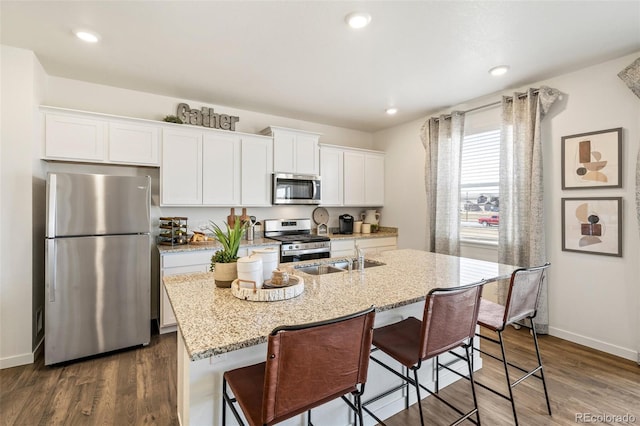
330, 236, 397, 258
160, 250, 215, 333
330, 239, 355, 258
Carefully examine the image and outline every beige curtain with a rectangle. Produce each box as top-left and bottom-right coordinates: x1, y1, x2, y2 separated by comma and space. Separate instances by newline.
498, 86, 560, 334
420, 112, 465, 255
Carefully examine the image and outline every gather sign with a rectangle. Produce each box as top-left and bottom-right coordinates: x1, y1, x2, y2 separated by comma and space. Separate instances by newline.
176, 103, 240, 131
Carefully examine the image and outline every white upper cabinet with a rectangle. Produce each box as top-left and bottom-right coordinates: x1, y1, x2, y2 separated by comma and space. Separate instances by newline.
364, 152, 385, 206
45, 113, 106, 161
319, 145, 344, 206
42, 107, 160, 166
161, 128, 202, 206
202, 132, 241, 205
321, 144, 385, 207
344, 150, 366, 206
263, 126, 321, 175
108, 122, 159, 165
161, 128, 271, 207
241, 135, 273, 206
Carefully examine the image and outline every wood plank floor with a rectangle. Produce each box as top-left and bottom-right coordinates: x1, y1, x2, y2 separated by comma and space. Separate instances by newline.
1, 327, 638, 425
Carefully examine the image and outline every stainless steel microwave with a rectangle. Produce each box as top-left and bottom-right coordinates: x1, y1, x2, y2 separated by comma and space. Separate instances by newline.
272, 173, 321, 205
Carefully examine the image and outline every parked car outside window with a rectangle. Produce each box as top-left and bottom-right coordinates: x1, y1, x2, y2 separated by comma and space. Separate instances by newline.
478, 215, 499, 226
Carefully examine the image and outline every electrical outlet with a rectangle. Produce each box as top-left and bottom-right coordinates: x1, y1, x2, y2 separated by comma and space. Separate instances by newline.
36, 308, 43, 334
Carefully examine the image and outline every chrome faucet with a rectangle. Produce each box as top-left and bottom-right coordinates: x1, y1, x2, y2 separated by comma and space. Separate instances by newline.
355, 243, 365, 271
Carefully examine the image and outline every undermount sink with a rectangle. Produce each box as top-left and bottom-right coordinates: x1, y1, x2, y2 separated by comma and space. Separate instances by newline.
331, 259, 386, 270
294, 264, 345, 275
294, 258, 386, 275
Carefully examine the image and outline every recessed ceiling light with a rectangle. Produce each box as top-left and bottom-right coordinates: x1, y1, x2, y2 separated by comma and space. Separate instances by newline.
345, 12, 372, 29
385, 107, 398, 115
74, 30, 100, 43
489, 65, 510, 76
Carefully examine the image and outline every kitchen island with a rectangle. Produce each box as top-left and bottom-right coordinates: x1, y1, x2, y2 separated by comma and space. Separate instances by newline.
164, 248, 519, 425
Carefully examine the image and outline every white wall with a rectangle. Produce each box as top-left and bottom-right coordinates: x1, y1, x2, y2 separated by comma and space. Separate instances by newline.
373, 52, 640, 361
0, 46, 46, 368
45, 76, 373, 149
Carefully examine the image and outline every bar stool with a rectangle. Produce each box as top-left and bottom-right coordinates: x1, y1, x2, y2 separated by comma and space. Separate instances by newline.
474, 263, 552, 425
363, 280, 486, 426
222, 306, 375, 426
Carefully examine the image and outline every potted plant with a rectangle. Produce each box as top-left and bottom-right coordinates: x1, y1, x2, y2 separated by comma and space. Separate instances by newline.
208, 219, 245, 288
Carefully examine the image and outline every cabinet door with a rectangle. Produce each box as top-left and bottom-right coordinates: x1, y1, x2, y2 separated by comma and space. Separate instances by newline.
295, 133, 320, 175
108, 122, 159, 165
320, 146, 344, 206
161, 129, 202, 205
202, 132, 241, 205
343, 151, 366, 206
272, 130, 296, 173
331, 239, 355, 258
365, 153, 385, 206
241, 135, 273, 206
45, 114, 105, 161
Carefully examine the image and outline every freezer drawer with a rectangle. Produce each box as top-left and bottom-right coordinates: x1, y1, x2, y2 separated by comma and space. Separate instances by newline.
45, 234, 150, 365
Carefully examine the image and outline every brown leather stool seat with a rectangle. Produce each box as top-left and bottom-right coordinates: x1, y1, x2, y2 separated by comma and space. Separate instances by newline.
222, 306, 376, 426
363, 281, 486, 426
474, 263, 552, 426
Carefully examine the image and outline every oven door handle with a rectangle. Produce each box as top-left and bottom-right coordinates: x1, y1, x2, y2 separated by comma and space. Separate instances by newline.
281, 247, 331, 257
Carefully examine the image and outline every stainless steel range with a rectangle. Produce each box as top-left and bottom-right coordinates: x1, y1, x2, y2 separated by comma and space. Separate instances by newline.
264, 219, 331, 263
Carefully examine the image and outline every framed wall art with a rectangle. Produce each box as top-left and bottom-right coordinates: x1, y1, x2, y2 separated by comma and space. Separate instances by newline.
561, 197, 622, 257
561, 127, 622, 189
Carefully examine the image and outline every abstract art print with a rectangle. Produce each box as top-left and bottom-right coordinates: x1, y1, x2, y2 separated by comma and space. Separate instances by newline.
561, 128, 622, 189
562, 197, 622, 257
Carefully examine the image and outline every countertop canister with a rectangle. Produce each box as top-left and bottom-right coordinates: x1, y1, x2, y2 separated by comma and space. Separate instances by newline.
237, 254, 263, 289
251, 247, 279, 281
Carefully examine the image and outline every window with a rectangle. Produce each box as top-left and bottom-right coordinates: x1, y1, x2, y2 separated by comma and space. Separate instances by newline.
460, 129, 500, 243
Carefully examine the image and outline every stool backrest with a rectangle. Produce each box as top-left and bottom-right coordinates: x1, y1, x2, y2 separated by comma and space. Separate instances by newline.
503, 263, 550, 326
419, 281, 484, 360
262, 307, 376, 424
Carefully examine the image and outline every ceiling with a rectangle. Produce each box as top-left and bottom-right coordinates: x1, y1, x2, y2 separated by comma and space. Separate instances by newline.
2, 1, 639, 132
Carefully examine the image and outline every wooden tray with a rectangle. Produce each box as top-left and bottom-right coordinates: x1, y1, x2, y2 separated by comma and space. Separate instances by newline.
231, 276, 304, 302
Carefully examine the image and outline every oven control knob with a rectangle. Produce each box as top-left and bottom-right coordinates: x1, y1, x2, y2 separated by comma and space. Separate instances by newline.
295, 245, 300, 249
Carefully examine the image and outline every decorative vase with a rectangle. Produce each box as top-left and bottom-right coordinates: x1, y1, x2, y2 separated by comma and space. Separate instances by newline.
361, 209, 381, 225
214, 262, 237, 288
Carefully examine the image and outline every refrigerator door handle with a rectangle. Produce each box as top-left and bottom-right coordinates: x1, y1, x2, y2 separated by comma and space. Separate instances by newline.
46, 174, 57, 237
46, 239, 56, 302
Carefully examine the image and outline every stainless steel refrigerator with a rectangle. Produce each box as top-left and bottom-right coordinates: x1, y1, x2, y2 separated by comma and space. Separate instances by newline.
45, 172, 151, 365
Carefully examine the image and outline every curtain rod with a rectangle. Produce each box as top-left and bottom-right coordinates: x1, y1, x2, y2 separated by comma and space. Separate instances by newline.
433, 88, 540, 121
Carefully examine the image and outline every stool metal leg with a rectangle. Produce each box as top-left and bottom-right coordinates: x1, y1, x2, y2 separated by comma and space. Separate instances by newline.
498, 331, 519, 426
530, 319, 552, 415
413, 368, 425, 426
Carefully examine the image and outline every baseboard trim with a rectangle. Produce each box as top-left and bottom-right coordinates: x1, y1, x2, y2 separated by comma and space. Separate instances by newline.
1, 351, 34, 369
0, 337, 45, 370
548, 327, 637, 362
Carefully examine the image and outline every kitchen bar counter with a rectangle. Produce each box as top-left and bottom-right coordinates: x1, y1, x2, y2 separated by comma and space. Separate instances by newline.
165, 248, 519, 425
164, 248, 515, 361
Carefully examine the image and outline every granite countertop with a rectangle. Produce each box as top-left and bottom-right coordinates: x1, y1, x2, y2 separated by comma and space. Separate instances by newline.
158, 228, 398, 253
157, 237, 280, 253
327, 227, 398, 240
163, 248, 519, 361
